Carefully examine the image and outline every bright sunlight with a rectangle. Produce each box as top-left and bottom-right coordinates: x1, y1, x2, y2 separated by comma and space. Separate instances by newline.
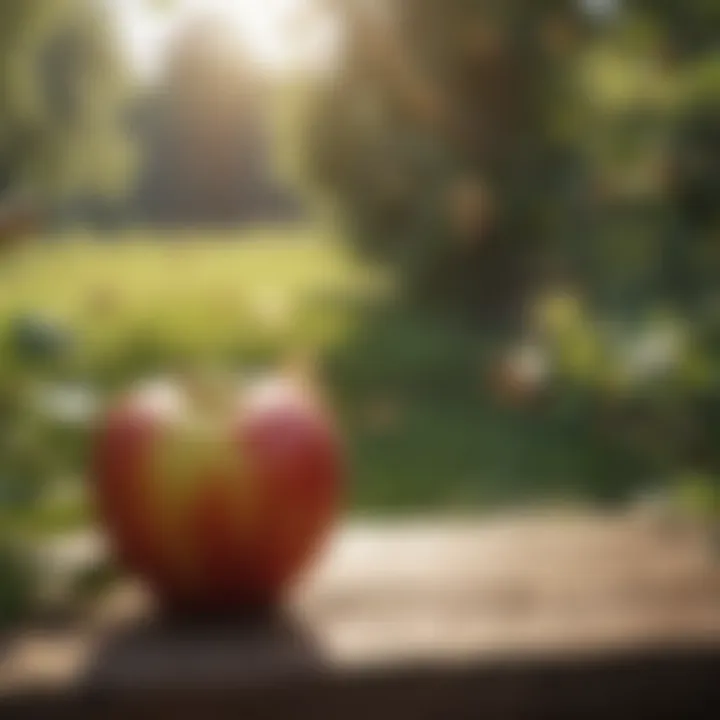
111, 0, 339, 81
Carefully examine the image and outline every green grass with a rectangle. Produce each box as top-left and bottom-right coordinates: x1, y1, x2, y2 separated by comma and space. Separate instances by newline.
0, 225, 649, 533
0, 227, 381, 378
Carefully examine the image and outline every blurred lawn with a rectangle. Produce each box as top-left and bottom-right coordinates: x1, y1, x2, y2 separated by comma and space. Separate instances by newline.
0, 227, 379, 380
0, 226, 647, 535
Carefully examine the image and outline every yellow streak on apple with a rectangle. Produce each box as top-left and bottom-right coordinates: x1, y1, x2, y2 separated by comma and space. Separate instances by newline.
150, 416, 256, 589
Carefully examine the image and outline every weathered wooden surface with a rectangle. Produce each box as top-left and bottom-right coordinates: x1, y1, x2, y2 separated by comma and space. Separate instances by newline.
3, 513, 720, 718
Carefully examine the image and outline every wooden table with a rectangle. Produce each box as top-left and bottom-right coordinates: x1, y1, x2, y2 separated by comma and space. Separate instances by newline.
3, 513, 720, 718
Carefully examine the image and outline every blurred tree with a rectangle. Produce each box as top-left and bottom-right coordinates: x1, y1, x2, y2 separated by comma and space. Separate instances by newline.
309, 0, 720, 497
0, 0, 134, 216
134, 17, 303, 227
307, 0, 590, 320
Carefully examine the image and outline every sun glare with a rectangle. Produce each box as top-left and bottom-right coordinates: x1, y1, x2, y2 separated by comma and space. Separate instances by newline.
114, 0, 338, 82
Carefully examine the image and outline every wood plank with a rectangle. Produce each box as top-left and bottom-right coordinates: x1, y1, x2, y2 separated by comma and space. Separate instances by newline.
3, 513, 720, 718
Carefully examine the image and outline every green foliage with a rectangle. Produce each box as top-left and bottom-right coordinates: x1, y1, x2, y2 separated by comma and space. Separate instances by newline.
0, 540, 37, 628
305, 0, 720, 497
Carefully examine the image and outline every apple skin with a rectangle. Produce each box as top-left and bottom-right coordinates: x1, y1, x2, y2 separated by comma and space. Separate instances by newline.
92, 375, 342, 611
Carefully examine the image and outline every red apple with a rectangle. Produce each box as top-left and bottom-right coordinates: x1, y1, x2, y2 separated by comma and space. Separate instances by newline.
92, 374, 342, 611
